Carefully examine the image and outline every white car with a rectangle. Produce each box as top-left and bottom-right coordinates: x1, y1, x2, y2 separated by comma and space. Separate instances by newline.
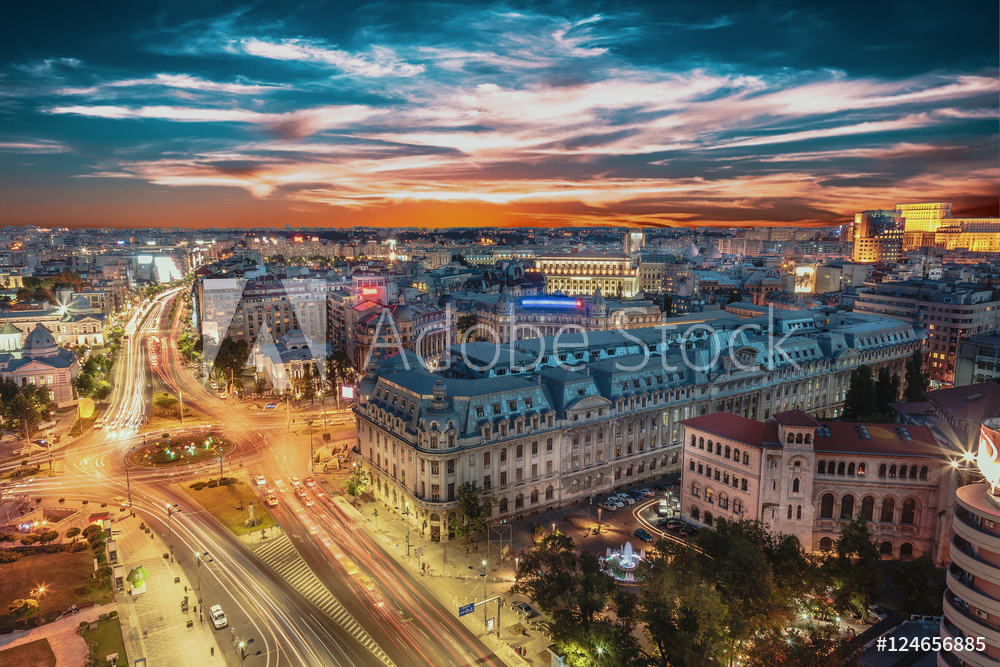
608, 496, 624, 508
209, 604, 228, 629
290, 477, 301, 487
598, 501, 617, 512
616, 493, 635, 506
254, 475, 266, 486
94, 419, 104, 430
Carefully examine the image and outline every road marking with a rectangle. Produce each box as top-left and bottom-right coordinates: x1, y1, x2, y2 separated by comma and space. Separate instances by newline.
253, 535, 395, 667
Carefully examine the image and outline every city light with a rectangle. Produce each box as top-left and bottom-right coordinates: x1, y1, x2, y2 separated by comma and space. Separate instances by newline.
521, 297, 584, 309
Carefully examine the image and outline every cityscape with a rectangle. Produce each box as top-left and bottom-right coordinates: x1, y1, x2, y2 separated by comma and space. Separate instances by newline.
0, 2, 998, 667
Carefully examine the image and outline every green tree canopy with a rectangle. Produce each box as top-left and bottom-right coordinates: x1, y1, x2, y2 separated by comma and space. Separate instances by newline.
449, 482, 493, 543
842, 365, 877, 421
904, 350, 928, 402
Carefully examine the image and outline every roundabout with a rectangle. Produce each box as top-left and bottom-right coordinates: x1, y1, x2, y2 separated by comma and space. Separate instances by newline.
125, 430, 235, 468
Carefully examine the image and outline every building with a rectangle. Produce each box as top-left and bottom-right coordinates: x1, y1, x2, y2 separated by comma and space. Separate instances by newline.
898, 202, 954, 234
851, 210, 904, 263
536, 250, 641, 298
853, 280, 999, 384
249, 329, 327, 395
622, 230, 645, 255
354, 309, 924, 543
939, 419, 1000, 667
923, 381, 1000, 450
0, 298, 106, 350
0, 323, 79, 406
680, 410, 953, 558
224, 276, 329, 345
352, 301, 453, 372
957, 334, 1000, 386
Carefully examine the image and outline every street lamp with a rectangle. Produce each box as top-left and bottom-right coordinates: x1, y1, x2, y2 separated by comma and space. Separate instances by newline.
481, 558, 488, 599
195, 551, 212, 622
124, 446, 136, 508
237, 638, 262, 664
404, 501, 411, 558
166, 504, 181, 555
31, 585, 47, 623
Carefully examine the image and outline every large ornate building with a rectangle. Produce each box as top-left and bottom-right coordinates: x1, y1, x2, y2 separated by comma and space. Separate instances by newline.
0, 323, 79, 406
680, 410, 954, 559
354, 309, 925, 543
536, 250, 641, 298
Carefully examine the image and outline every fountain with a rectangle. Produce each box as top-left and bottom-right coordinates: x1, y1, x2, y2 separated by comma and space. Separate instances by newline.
601, 541, 646, 584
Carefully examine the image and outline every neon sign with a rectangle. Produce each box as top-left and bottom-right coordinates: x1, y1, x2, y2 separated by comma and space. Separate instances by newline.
361, 287, 379, 296
521, 297, 583, 308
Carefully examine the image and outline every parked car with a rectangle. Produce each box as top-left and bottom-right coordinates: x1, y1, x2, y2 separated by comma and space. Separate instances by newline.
608, 496, 624, 508
628, 491, 645, 501
637, 488, 655, 497
598, 501, 617, 512
679, 525, 699, 538
513, 601, 536, 618
867, 605, 888, 622
633, 528, 653, 542
615, 493, 635, 506
209, 604, 228, 629
659, 518, 684, 530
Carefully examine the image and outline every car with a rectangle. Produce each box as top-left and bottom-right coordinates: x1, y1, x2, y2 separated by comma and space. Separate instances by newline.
304, 496, 315, 507
209, 604, 228, 629
218, 393, 227, 399
334, 553, 359, 575
629, 491, 645, 500
598, 501, 617, 512
679, 525, 699, 538
633, 528, 653, 542
290, 477, 301, 487
605, 497, 623, 508
210, 382, 218, 390
304, 477, 316, 487
512, 601, 536, 618
616, 493, 635, 506
867, 605, 888, 622
357, 575, 376, 592
94, 419, 104, 430
254, 475, 266, 486
265, 495, 278, 507
295, 487, 307, 499
637, 488, 655, 497
367, 589, 387, 608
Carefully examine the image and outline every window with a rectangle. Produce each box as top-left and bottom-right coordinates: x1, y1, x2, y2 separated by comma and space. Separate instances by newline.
796, 505, 802, 520
878, 464, 887, 478
545, 485, 554, 500
691, 482, 700, 498
792, 478, 800, 493
532, 441, 538, 455
899, 465, 908, 480
484, 452, 491, 466
888, 464, 897, 478
857, 463, 866, 477
819, 537, 833, 551
861, 496, 875, 521
818, 461, 826, 475
725, 445, 731, 458
880, 541, 893, 556
743, 453, 750, 465
847, 462, 855, 476
530, 490, 538, 504
500, 448, 507, 463
820, 493, 834, 519
840, 495, 854, 519
787, 504, 792, 519
733, 498, 743, 515
880, 497, 895, 523
546, 438, 553, 453
500, 471, 507, 486
484, 475, 491, 490
901, 498, 916, 525
516, 444, 523, 459
499, 498, 508, 513
699, 437, 704, 449
919, 466, 928, 480
690, 506, 700, 521
741, 479, 748, 492
515, 493, 523, 508
899, 543, 913, 558
837, 462, 845, 476
431, 461, 439, 475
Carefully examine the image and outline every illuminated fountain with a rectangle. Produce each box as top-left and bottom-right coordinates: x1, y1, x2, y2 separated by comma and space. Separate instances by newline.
602, 541, 646, 584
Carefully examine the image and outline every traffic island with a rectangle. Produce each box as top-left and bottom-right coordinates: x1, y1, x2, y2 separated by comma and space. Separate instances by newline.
126, 431, 234, 468
144, 392, 210, 432
180, 478, 277, 536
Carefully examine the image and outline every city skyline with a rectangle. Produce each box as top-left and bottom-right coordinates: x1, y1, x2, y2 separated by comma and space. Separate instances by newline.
1, 0, 997, 230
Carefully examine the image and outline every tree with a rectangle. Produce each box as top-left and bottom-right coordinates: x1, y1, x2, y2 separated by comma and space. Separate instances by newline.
8, 598, 39, 626
903, 350, 928, 402
875, 367, 901, 412
39, 530, 59, 545
456, 314, 478, 342
744, 630, 857, 667
514, 532, 641, 666
727, 290, 743, 304
341, 464, 369, 506
893, 553, 946, 616
213, 337, 250, 388
824, 515, 882, 616
326, 350, 357, 405
449, 482, 493, 544
842, 365, 877, 421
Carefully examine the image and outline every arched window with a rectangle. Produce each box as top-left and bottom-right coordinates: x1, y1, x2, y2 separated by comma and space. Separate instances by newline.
530, 490, 538, 504
733, 498, 743, 515
734, 448, 741, 462
880, 541, 893, 556
691, 482, 701, 497
718, 493, 729, 510
787, 433, 794, 443
725, 446, 731, 459
878, 464, 887, 478
792, 478, 800, 493
898, 465, 907, 480
857, 463, 866, 477
820, 493, 834, 519
847, 463, 855, 476
515, 494, 524, 508
880, 497, 895, 523
787, 504, 792, 519
699, 437, 704, 449
889, 464, 897, 478
818, 461, 826, 475
861, 496, 875, 521
690, 506, 700, 521
707, 439, 713, 452
840, 495, 855, 519
704, 511, 714, 526
796, 433, 803, 444
741, 479, 748, 492
804, 433, 811, 444
545, 485, 554, 500
796, 505, 802, 520
901, 498, 916, 525
900, 543, 913, 558
820, 537, 833, 551
743, 452, 750, 465
919, 466, 928, 480
690, 434, 696, 447
716, 443, 722, 456
499, 498, 508, 513
909, 466, 918, 480
837, 462, 846, 476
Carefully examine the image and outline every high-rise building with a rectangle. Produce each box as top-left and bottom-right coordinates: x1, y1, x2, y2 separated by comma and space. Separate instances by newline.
850, 209, 904, 263
536, 250, 641, 297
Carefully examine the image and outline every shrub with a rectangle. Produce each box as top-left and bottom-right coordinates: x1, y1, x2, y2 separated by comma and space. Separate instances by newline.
97, 566, 113, 578
190, 482, 207, 490
220, 477, 237, 486
82, 525, 102, 537
81, 500, 88, 505
58, 498, 65, 504
95, 552, 107, 565
0, 550, 21, 564
20, 534, 40, 546
108, 610, 118, 618
66, 527, 81, 538
62, 541, 87, 553
206, 480, 218, 488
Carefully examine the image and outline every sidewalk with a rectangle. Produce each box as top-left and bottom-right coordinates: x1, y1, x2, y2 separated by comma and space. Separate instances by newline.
0, 601, 117, 666
114, 515, 227, 667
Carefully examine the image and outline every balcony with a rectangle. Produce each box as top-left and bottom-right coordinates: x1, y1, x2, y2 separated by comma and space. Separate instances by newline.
948, 563, 1000, 620
952, 536, 1000, 590
954, 510, 1000, 554
940, 616, 1000, 667
943, 590, 1000, 646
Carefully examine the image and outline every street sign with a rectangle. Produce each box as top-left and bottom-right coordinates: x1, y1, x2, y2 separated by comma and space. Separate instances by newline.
458, 603, 474, 617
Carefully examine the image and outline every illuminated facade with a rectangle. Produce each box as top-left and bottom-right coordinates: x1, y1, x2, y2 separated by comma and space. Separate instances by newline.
851, 209, 904, 263
536, 250, 640, 298
940, 420, 1000, 667
898, 202, 954, 233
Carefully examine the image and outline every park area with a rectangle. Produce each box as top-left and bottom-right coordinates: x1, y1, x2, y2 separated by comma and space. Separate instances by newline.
0, 550, 113, 633
181, 477, 277, 536
0, 638, 56, 666
126, 430, 233, 467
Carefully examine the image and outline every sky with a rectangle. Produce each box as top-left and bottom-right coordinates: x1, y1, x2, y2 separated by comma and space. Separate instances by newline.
0, 0, 997, 230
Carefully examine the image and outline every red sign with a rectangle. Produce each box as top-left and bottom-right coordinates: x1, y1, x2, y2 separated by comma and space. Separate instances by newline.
361, 287, 379, 296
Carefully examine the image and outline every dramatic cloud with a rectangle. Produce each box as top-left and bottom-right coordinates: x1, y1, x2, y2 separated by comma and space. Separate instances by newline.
0, 1, 996, 228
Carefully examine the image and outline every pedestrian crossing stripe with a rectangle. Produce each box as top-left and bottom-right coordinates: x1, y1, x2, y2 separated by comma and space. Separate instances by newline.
253, 535, 395, 667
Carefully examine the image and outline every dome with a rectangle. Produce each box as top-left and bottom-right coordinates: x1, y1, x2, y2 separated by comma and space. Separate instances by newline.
784, 243, 805, 260
708, 246, 722, 260
438, 293, 456, 308
65, 295, 92, 314
498, 287, 514, 309
392, 304, 413, 322
23, 323, 57, 358
682, 243, 700, 261
590, 287, 607, 315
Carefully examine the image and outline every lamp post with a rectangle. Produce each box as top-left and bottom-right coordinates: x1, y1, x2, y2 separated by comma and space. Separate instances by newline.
166, 504, 181, 555
481, 558, 488, 599
404, 501, 411, 558
195, 551, 212, 622
238, 638, 261, 664
124, 446, 136, 508
31, 585, 47, 623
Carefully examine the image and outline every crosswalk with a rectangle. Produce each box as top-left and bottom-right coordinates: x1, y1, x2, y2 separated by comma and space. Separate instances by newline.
253, 535, 395, 667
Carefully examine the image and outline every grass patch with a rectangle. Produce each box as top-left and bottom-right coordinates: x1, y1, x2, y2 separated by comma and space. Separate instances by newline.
0, 638, 56, 667
128, 431, 232, 467
0, 551, 113, 633
82, 617, 127, 667
181, 478, 277, 536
